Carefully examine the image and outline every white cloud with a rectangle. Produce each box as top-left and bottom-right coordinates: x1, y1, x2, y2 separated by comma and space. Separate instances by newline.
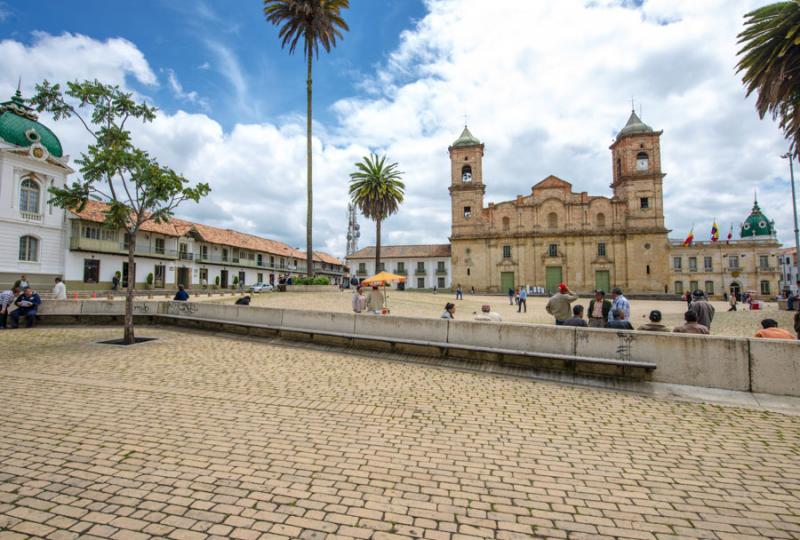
163, 68, 210, 112
3, 1, 798, 260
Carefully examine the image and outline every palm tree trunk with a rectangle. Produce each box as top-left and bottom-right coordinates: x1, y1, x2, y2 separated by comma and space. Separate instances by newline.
124, 239, 136, 344
306, 51, 313, 278
375, 216, 381, 273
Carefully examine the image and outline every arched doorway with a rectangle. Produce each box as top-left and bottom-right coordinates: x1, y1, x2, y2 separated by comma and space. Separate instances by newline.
729, 281, 741, 301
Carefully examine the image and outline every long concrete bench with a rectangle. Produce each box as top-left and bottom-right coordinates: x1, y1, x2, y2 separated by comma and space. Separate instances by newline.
157, 312, 657, 371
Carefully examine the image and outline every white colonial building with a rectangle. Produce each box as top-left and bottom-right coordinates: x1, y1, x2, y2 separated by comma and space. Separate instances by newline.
347, 244, 452, 289
778, 247, 798, 295
0, 88, 346, 292
0, 89, 73, 290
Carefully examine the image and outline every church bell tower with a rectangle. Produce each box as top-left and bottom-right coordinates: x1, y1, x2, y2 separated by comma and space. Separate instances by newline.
449, 126, 485, 238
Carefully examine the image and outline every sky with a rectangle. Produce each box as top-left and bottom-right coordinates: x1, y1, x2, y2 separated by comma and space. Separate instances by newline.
0, 0, 797, 256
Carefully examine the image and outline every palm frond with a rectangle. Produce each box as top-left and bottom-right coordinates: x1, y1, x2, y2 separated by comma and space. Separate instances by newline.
264, 0, 350, 58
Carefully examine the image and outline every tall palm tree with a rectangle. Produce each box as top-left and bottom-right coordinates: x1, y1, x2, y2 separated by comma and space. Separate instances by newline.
349, 154, 405, 272
737, 1, 800, 155
264, 0, 349, 276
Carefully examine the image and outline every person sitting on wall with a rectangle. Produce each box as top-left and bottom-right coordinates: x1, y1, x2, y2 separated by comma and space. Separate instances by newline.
753, 318, 796, 340
235, 295, 251, 306
52, 277, 67, 301
440, 302, 456, 319
366, 285, 384, 313
673, 310, 709, 335
638, 310, 670, 332
606, 308, 633, 330
562, 305, 588, 327
0, 286, 20, 329
10, 287, 41, 329
689, 290, 715, 331
351, 286, 366, 314
473, 304, 502, 322
174, 284, 189, 301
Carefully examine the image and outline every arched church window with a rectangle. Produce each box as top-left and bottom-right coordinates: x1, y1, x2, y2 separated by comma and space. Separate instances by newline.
461, 165, 472, 183
636, 152, 649, 171
502, 216, 510, 231
596, 212, 606, 228
547, 212, 558, 229
20, 176, 40, 214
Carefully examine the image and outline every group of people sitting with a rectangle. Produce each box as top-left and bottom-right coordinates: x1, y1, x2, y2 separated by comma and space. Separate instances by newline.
351, 285, 387, 314
0, 279, 44, 329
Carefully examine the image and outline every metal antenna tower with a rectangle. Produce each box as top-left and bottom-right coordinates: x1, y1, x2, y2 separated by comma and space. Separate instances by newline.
346, 203, 360, 256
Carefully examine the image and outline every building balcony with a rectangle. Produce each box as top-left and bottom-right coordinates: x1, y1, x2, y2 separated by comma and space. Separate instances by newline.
436, 268, 448, 275
20, 211, 43, 222
394, 268, 407, 275
673, 268, 682, 272
178, 252, 193, 261
70, 236, 179, 259
758, 266, 778, 273
356, 269, 368, 276
415, 269, 427, 276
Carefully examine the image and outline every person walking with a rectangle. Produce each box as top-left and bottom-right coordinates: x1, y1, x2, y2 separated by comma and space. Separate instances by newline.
689, 290, 715, 331
455, 284, 463, 300
52, 277, 67, 300
563, 305, 588, 327
728, 293, 737, 312
638, 310, 669, 332
508, 287, 514, 305
545, 283, 578, 325
587, 290, 611, 328
440, 302, 456, 319
112, 272, 121, 291
673, 310, 709, 334
608, 287, 630, 324
517, 286, 527, 313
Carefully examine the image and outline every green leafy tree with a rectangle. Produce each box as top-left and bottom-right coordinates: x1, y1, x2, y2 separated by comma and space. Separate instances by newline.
263, 0, 349, 277
737, 1, 800, 154
348, 154, 405, 272
30, 80, 210, 344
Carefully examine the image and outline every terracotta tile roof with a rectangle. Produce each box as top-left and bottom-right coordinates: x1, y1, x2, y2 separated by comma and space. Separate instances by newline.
312, 251, 344, 266
347, 244, 451, 260
69, 200, 183, 237
69, 200, 337, 259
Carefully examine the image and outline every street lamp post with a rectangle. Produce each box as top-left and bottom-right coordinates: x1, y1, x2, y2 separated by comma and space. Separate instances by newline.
781, 152, 800, 291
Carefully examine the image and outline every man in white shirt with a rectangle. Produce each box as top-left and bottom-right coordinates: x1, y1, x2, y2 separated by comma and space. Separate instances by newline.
52, 277, 67, 300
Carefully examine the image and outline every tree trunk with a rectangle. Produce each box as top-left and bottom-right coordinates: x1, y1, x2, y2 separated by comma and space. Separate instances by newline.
375, 216, 382, 273
124, 238, 136, 344
306, 52, 314, 278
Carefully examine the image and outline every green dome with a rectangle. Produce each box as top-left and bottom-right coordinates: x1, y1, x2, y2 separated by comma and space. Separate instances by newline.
740, 199, 775, 238
0, 89, 63, 158
617, 110, 653, 139
452, 125, 481, 147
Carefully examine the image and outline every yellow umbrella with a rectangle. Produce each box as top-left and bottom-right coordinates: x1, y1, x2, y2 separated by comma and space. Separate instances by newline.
361, 271, 406, 311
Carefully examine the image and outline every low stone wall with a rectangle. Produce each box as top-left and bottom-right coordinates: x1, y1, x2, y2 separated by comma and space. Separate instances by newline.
284, 285, 339, 293
37, 300, 800, 397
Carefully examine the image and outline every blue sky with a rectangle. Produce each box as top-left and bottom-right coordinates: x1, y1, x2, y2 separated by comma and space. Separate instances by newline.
1, 0, 426, 129
0, 0, 796, 255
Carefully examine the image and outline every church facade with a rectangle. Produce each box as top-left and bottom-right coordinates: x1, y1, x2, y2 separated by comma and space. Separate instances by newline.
449, 112, 672, 294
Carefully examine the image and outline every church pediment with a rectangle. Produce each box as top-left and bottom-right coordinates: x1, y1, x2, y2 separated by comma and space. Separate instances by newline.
532, 175, 572, 191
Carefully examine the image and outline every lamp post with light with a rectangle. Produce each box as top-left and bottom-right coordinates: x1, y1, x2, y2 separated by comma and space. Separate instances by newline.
781, 152, 800, 291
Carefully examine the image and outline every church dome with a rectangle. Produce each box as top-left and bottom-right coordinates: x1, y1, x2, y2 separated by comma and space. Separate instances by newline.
452, 125, 481, 148
0, 89, 63, 158
740, 199, 775, 238
616, 110, 653, 139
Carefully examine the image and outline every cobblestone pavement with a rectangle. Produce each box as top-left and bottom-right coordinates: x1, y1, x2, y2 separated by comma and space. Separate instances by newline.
1, 327, 799, 540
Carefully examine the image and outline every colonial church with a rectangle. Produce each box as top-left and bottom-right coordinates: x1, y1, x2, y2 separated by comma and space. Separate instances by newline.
445, 111, 782, 295
449, 111, 671, 293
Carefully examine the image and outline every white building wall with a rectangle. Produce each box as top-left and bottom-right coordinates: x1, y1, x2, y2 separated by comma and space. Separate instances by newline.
348, 256, 452, 289
0, 150, 70, 286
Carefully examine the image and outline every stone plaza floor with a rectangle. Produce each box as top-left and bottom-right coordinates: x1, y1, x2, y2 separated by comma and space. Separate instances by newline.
1, 326, 799, 540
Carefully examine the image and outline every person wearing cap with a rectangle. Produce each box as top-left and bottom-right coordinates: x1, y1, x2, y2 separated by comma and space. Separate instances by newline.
587, 290, 611, 328
753, 319, 795, 340
638, 310, 669, 332
545, 283, 578, 325
474, 304, 502, 322
608, 287, 630, 324
689, 289, 715, 330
